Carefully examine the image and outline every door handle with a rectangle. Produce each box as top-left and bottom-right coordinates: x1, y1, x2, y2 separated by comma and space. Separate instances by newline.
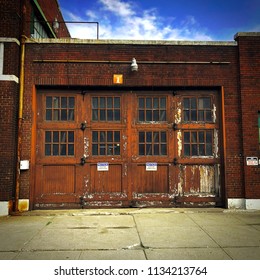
80, 156, 86, 165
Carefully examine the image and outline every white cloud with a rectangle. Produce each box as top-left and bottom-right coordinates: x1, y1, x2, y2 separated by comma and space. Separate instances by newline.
62, 0, 213, 40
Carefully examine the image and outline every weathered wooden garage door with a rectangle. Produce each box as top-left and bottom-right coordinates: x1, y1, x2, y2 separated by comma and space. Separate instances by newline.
34, 89, 222, 208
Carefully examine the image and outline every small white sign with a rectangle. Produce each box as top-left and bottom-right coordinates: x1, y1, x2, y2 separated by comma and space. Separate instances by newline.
146, 162, 157, 171
246, 157, 258, 166
97, 162, 109, 171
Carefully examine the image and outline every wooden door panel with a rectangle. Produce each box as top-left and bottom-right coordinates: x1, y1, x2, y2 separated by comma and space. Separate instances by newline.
132, 164, 169, 194
89, 164, 123, 193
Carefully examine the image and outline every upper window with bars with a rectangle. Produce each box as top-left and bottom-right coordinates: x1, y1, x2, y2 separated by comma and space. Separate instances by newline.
92, 97, 121, 122
138, 97, 167, 122
183, 97, 213, 122
45, 96, 75, 121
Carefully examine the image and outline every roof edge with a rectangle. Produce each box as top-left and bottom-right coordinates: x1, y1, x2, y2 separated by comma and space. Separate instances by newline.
234, 32, 260, 40
25, 38, 237, 46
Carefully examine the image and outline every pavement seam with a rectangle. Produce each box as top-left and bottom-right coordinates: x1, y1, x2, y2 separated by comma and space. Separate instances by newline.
131, 214, 148, 260
18, 216, 56, 253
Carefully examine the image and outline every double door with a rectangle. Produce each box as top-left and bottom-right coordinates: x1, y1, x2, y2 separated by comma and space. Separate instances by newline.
34, 89, 221, 208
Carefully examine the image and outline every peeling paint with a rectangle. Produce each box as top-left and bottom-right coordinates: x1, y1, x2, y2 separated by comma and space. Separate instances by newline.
199, 165, 215, 193
84, 137, 89, 158
214, 129, 218, 157
175, 102, 182, 124
177, 130, 182, 157
213, 104, 217, 123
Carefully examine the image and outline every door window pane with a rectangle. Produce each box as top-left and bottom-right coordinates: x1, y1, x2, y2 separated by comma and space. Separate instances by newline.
45, 96, 75, 121
92, 131, 121, 156
183, 130, 213, 157
138, 131, 167, 156
45, 131, 74, 156
91, 96, 121, 122
138, 97, 167, 122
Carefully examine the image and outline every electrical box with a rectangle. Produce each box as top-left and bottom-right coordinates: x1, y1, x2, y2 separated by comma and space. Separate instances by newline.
20, 160, 29, 170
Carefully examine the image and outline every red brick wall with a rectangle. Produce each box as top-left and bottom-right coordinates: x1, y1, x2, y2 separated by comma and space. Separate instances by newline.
236, 33, 260, 198
20, 40, 247, 203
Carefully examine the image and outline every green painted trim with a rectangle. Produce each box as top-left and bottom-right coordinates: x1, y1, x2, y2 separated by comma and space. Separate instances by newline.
32, 0, 56, 38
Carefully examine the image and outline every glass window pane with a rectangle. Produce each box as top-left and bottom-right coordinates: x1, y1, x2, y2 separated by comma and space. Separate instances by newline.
92, 109, 98, 121
191, 132, 197, 143
100, 131, 106, 142
199, 131, 204, 143
154, 98, 159, 108
139, 132, 145, 143
184, 132, 190, 143
46, 96, 52, 108
46, 109, 52, 120
92, 144, 98, 155
100, 145, 106, 155
107, 131, 113, 142
107, 110, 113, 121
68, 144, 74, 156
61, 109, 67, 120
161, 144, 167, 155
199, 144, 205, 156
191, 98, 197, 109
160, 98, 166, 109
146, 110, 152, 121
68, 110, 74, 121
191, 144, 198, 156
160, 110, 166, 121
45, 144, 51, 156
184, 110, 189, 121
115, 145, 120, 155
183, 98, 190, 109
139, 98, 144, 108
60, 131, 67, 142
146, 132, 152, 143
92, 131, 98, 142
45, 131, 51, 143
69, 97, 75, 108
191, 110, 197, 121
198, 111, 204, 121
68, 132, 74, 142
100, 110, 106, 120
154, 144, 159, 155
206, 131, 212, 143
107, 97, 113, 108
114, 131, 120, 142
206, 144, 212, 155
146, 144, 152, 155
146, 98, 152, 109
153, 110, 159, 121
53, 97, 59, 108
161, 132, 166, 142
92, 97, 98, 109
61, 97, 67, 108
206, 111, 212, 121
153, 132, 159, 142
114, 110, 120, 121
139, 110, 144, 121
53, 110, 59, 121
100, 97, 106, 108
139, 144, 145, 155
53, 144, 59, 155
60, 144, 66, 155
53, 131, 59, 142
203, 98, 211, 108
114, 97, 120, 108
184, 144, 190, 156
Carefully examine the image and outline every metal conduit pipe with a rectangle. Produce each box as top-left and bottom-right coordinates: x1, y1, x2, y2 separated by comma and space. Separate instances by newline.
14, 35, 26, 212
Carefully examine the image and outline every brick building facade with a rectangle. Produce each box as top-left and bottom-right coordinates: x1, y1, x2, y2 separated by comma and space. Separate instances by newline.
0, 0, 259, 215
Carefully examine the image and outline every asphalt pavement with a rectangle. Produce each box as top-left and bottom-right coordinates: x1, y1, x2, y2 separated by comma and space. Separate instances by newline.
0, 208, 260, 260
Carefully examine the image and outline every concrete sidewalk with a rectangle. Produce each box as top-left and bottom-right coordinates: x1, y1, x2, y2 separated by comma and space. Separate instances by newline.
0, 208, 260, 260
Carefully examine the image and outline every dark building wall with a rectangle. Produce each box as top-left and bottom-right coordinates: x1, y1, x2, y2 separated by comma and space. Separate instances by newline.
236, 33, 260, 199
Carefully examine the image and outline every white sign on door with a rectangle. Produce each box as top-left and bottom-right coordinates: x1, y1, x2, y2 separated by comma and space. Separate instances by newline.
97, 162, 109, 171
146, 162, 157, 171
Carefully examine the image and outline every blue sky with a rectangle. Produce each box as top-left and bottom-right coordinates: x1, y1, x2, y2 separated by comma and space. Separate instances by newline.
58, 0, 260, 40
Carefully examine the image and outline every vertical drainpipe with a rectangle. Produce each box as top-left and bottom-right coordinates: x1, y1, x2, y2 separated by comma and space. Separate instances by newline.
14, 35, 26, 212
